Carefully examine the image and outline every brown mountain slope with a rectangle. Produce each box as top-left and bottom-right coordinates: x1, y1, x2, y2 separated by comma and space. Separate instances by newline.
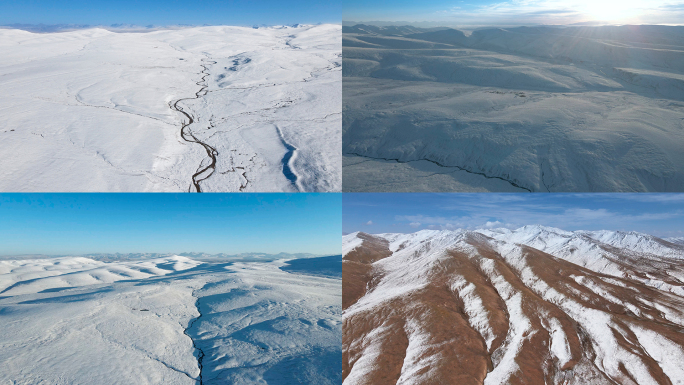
342, 230, 684, 385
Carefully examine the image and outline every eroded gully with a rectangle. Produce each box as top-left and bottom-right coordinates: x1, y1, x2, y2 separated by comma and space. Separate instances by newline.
183, 288, 206, 385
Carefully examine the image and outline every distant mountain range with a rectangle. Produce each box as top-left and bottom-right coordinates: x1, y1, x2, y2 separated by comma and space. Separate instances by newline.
0, 252, 326, 262
0, 23, 165, 33
342, 20, 630, 28
342, 24, 450, 36
0, 23, 324, 33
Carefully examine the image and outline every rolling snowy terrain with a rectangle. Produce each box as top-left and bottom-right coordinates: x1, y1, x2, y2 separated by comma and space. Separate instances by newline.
0, 254, 341, 384
0, 24, 341, 192
343, 25, 684, 192
342, 227, 684, 384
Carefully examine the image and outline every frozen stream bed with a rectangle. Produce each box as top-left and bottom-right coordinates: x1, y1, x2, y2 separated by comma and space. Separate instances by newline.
0, 24, 341, 192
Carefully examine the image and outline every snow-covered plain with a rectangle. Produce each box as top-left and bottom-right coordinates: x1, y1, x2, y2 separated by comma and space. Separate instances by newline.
343, 25, 684, 192
0, 24, 341, 192
343, 227, 684, 384
0, 255, 341, 384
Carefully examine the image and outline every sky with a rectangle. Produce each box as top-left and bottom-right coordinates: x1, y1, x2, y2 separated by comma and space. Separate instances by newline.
0, 193, 341, 256
343, 193, 684, 238
0, 0, 340, 27
343, 0, 684, 27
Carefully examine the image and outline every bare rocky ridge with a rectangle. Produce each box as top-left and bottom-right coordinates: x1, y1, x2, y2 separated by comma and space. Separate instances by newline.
342, 228, 684, 385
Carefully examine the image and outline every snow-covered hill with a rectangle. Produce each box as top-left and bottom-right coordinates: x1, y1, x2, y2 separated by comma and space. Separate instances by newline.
0, 255, 341, 384
343, 227, 684, 384
343, 25, 684, 192
666, 237, 684, 246
0, 24, 341, 192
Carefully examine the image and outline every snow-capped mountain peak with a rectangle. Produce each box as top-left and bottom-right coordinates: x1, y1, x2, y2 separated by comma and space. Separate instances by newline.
343, 227, 684, 385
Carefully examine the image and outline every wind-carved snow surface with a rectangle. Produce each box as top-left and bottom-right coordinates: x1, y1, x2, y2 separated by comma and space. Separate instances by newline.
0, 255, 341, 384
342, 25, 684, 192
0, 24, 341, 192
342, 227, 684, 385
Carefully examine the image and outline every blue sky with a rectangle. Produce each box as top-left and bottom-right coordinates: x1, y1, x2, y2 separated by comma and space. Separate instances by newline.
0, 0, 340, 26
343, 0, 684, 27
0, 193, 341, 256
343, 193, 684, 238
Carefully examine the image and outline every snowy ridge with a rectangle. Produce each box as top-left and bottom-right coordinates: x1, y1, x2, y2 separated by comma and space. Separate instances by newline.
668, 237, 684, 246
0, 255, 201, 296
343, 232, 364, 255
477, 225, 684, 296
480, 224, 684, 259
343, 227, 684, 385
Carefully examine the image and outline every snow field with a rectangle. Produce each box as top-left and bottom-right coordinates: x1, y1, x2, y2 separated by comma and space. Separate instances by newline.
0, 24, 341, 191
0, 255, 341, 385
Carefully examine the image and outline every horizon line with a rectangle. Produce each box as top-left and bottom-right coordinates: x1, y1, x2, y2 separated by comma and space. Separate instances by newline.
0, 22, 341, 33
342, 20, 684, 28
342, 226, 681, 239
0, 251, 343, 259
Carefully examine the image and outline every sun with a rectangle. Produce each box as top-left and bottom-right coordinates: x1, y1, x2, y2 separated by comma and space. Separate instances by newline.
577, 0, 645, 22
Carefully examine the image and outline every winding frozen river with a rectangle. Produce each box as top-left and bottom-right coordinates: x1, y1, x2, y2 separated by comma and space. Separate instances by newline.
0, 24, 341, 192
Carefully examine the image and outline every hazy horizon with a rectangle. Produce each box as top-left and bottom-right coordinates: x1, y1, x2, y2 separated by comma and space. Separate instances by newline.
344, 0, 684, 28
0, 251, 340, 259
342, 19, 684, 30
0, 21, 341, 34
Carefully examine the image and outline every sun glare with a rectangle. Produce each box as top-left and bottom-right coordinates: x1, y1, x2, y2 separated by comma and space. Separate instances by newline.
578, 0, 645, 22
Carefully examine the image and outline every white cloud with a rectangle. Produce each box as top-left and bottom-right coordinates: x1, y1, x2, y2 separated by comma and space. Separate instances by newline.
366, 220, 373, 225
392, 195, 684, 235
482, 221, 505, 229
